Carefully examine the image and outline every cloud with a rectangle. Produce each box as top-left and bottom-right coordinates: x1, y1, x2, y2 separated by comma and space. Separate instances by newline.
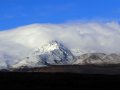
0, 21, 120, 60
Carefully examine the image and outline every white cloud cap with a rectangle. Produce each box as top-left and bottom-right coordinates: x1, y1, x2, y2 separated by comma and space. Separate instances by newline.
0, 22, 120, 62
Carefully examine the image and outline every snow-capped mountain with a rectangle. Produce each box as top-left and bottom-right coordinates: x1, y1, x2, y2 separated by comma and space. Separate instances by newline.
12, 40, 75, 68
33, 40, 75, 65
74, 53, 120, 65
1, 40, 120, 69
1, 23, 120, 70
10, 40, 120, 69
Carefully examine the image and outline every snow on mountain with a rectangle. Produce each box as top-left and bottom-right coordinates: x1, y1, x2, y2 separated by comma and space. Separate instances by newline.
74, 53, 120, 65
12, 40, 75, 68
74, 53, 107, 65
36, 40, 75, 65
0, 22, 120, 69
103, 54, 120, 64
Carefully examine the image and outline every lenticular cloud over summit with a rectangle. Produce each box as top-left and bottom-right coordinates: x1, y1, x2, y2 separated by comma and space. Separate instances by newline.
0, 22, 120, 60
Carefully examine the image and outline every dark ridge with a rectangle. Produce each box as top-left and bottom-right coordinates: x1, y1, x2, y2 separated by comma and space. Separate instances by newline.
4, 64, 120, 75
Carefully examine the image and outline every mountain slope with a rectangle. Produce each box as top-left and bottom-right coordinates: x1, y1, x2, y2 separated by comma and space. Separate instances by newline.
2, 40, 120, 69
12, 40, 75, 68
74, 53, 120, 65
